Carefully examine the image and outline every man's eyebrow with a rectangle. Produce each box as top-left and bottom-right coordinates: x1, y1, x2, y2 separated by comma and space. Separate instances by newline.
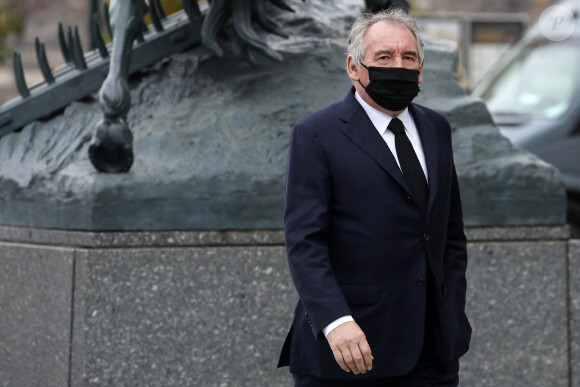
374, 50, 393, 56
373, 50, 418, 57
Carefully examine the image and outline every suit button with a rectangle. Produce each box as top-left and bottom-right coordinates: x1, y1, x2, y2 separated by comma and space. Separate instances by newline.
417, 277, 425, 286
406, 195, 413, 202
423, 233, 429, 241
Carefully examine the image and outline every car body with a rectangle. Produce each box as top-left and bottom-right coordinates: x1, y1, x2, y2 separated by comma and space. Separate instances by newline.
472, 0, 580, 224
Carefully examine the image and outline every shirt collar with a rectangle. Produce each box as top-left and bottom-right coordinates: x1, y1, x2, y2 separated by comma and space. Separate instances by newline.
354, 91, 413, 135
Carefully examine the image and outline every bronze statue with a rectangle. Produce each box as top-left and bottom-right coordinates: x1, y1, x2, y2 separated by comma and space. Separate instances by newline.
89, 0, 148, 173
3, 0, 403, 173
92, 0, 300, 172
202, 0, 298, 63
365, 0, 410, 13
1, 0, 302, 172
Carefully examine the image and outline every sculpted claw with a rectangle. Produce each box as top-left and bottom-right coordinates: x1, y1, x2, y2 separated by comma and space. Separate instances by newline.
201, 0, 294, 62
232, 0, 284, 62
268, 0, 296, 13
254, 0, 289, 39
200, 0, 230, 57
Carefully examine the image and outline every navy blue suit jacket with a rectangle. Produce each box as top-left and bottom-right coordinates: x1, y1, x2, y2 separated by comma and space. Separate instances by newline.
278, 88, 471, 380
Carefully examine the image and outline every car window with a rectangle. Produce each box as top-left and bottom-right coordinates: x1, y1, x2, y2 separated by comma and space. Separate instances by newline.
478, 40, 580, 120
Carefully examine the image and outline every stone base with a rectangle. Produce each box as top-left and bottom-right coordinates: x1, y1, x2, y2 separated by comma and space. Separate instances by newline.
570, 240, 580, 387
0, 226, 574, 386
462, 227, 571, 387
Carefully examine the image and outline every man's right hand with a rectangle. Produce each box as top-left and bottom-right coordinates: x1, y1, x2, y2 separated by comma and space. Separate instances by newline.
326, 321, 374, 374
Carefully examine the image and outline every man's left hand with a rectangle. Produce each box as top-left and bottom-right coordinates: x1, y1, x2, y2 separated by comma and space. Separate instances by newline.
326, 321, 374, 374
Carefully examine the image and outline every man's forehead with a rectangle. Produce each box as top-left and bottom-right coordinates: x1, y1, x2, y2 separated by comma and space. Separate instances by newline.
365, 21, 414, 41
364, 22, 416, 50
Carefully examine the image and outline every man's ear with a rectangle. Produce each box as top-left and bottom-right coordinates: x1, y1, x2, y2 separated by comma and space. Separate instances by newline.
347, 55, 360, 82
418, 59, 424, 84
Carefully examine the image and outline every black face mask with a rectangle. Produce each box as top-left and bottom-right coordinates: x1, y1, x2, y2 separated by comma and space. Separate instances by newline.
358, 64, 421, 111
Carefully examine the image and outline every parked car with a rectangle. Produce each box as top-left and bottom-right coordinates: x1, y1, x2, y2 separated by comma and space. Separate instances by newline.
471, 0, 580, 228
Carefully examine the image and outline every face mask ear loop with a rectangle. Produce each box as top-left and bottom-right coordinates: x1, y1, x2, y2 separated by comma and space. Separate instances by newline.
358, 62, 370, 90
358, 80, 369, 91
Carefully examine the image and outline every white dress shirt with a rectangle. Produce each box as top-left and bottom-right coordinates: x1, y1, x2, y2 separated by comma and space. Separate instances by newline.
322, 91, 428, 338
354, 91, 428, 179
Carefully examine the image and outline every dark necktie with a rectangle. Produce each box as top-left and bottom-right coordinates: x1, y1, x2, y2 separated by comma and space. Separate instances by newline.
387, 117, 429, 215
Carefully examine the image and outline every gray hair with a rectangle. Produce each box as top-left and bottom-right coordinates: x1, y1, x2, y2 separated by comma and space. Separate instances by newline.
347, 9, 424, 66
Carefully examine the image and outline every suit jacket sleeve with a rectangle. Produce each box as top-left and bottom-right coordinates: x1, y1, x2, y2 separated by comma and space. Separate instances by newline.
284, 120, 352, 338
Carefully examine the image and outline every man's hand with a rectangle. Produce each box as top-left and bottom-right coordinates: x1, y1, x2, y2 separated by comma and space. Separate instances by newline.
326, 321, 373, 374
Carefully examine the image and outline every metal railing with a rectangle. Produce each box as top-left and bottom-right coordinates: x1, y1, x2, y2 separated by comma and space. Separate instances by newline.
0, 0, 208, 139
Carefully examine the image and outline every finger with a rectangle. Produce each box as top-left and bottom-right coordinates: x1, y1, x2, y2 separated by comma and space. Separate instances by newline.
349, 345, 368, 374
358, 340, 374, 371
331, 349, 350, 373
341, 347, 360, 374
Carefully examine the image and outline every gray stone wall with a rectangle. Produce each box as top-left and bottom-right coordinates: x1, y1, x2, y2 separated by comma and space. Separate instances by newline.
0, 226, 576, 386
570, 240, 580, 387
462, 227, 570, 386
0, 243, 73, 387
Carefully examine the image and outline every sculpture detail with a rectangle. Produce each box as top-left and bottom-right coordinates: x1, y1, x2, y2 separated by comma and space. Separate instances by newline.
202, 0, 298, 63
0, 0, 302, 172
89, 0, 148, 173
92, 0, 300, 172
365, 0, 410, 13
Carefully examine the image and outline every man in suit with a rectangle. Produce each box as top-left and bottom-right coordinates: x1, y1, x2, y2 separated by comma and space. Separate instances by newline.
278, 8, 471, 386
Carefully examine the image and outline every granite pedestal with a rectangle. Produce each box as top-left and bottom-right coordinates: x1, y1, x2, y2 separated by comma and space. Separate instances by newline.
0, 225, 575, 386
461, 227, 571, 387
570, 240, 580, 387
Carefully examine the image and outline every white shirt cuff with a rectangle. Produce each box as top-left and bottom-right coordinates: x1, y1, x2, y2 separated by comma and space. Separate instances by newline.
322, 315, 355, 338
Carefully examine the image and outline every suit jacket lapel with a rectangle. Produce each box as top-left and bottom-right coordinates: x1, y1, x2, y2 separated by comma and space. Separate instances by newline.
409, 104, 438, 219
338, 90, 410, 193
